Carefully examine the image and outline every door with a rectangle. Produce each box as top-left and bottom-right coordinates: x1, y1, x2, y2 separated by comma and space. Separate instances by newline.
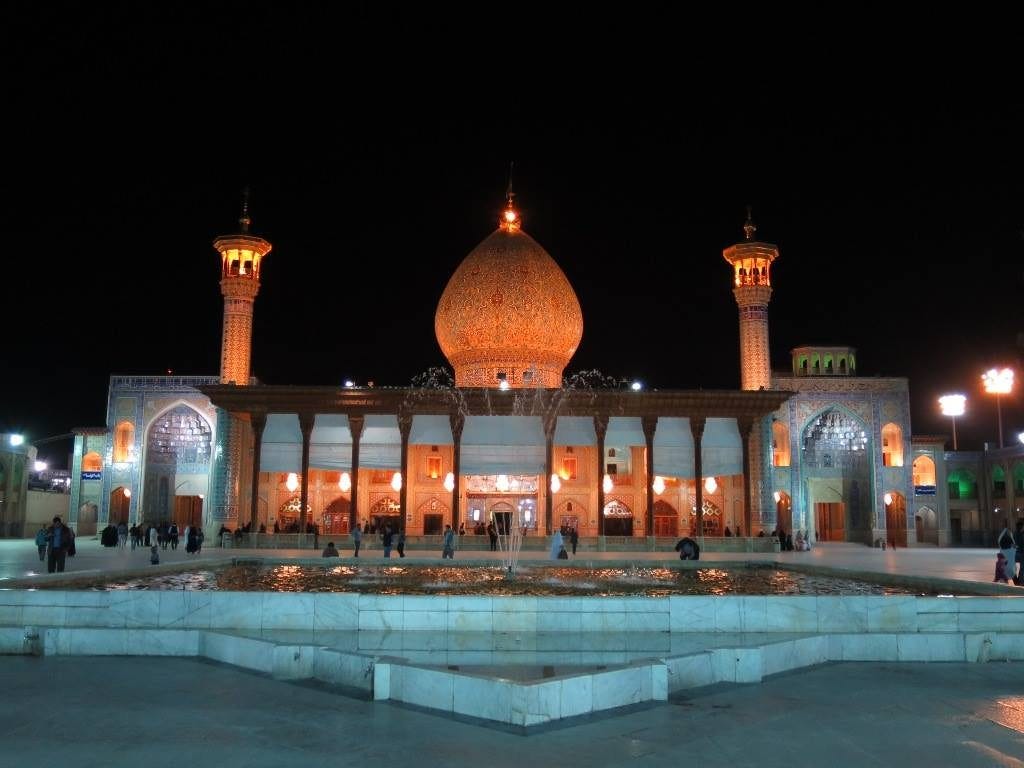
815, 502, 845, 541
78, 502, 98, 536
423, 513, 443, 535
653, 516, 677, 536
174, 495, 203, 529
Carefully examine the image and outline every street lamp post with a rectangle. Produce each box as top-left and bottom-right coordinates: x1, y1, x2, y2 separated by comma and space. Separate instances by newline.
938, 394, 967, 451
981, 369, 1014, 449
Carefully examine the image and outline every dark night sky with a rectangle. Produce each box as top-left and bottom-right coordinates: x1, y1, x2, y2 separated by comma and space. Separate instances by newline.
3, 6, 1023, 467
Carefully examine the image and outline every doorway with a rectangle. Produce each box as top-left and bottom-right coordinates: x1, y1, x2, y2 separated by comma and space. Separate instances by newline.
110, 488, 130, 525
174, 495, 203, 529
603, 500, 634, 537
815, 502, 845, 541
884, 492, 907, 547
653, 500, 677, 537
776, 492, 792, 534
423, 514, 443, 535
78, 502, 98, 536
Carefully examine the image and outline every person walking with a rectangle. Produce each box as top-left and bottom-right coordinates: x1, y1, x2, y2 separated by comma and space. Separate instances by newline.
396, 529, 406, 558
570, 527, 579, 556
117, 521, 128, 549
487, 521, 498, 552
549, 529, 564, 560
169, 523, 179, 550
46, 516, 74, 573
997, 522, 1016, 580
442, 524, 455, 559
352, 525, 362, 557
34, 525, 48, 561
381, 525, 394, 558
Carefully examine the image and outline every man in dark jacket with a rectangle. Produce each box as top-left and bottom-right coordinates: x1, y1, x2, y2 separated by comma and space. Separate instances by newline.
46, 516, 74, 573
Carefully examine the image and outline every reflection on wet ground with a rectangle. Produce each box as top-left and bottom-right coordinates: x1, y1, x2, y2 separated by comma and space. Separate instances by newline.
59, 564, 943, 595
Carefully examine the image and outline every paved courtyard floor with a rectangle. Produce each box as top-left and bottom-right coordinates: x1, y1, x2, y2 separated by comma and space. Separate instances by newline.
0, 538, 1019, 587
0, 657, 1021, 768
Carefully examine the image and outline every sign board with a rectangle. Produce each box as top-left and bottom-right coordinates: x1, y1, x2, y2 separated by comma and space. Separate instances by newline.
914, 485, 936, 496
82, 471, 102, 481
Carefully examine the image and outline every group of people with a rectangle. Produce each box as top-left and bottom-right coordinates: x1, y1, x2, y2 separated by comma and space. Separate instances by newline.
34, 516, 76, 573
994, 520, 1024, 585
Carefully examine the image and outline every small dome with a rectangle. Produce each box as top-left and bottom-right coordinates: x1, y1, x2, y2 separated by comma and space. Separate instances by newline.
435, 226, 583, 388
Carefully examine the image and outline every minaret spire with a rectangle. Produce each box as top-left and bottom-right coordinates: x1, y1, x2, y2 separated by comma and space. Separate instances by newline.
499, 161, 521, 232
238, 186, 251, 233
744, 205, 756, 241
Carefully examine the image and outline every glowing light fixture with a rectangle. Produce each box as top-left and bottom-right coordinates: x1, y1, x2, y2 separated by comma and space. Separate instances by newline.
498, 379, 511, 391
1018, 432, 1024, 446
631, 381, 642, 391
982, 368, 1014, 448
123, 487, 131, 498
286, 472, 299, 493
9, 434, 24, 447
603, 473, 613, 494
704, 476, 718, 494
938, 394, 967, 450
550, 473, 561, 493
339, 472, 351, 492
773, 491, 782, 503
884, 493, 893, 506
443, 471, 455, 493
652, 476, 666, 495
495, 474, 510, 492
344, 380, 355, 388
390, 472, 402, 492
33, 461, 47, 472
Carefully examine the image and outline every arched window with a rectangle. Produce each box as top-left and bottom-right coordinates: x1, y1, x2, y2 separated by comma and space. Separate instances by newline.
947, 468, 977, 500
82, 452, 102, 472
113, 421, 135, 463
911, 455, 936, 488
772, 421, 790, 467
992, 465, 1006, 498
881, 423, 903, 467
838, 358, 847, 374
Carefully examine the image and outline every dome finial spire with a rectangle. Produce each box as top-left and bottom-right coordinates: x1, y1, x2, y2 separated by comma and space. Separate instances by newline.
238, 186, 252, 233
743, 205, 756, 241
500, 161, 521, 232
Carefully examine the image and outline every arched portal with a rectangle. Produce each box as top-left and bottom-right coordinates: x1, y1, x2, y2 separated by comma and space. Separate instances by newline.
489, 501, 515, 535
915, 505, 938, 545
417, 496, 449, 536
369, 496, 401, 534
109, 487, 130, 525
82, 452, 102, 472
603, 499, 633, 537
802, 407, 872, 543
78, 502, 98, 536
143, 404, 212, 526
322, 496, 351, 535
912, 455, 936, 489
653, 499, 677, 537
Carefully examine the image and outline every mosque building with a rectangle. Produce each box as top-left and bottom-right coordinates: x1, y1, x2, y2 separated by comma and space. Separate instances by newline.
58, 189, 999, 547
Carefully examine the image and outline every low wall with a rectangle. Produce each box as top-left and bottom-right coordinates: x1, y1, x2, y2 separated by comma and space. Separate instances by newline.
1, 589, 1022, 635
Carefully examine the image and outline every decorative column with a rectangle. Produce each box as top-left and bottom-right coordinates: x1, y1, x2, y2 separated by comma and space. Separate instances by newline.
544, 417, 556, 535
594, 415, 608, 536
722, 209, 779, 391
398, 410, 412, 523
449, 413, 464, 531
348, 415, 364, 532
691, 417, 706, 537
738, 416, 754, 537
249, 412, 266, 529
299, 413, 314, 536
642, 416, 658, 537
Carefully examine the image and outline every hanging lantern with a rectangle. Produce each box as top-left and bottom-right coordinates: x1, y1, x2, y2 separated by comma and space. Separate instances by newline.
443, 471, 455, 493
339, 472, 351, 492
603, 473, 613, 494
883, 493, 893, 506
286, 473, 299, 493
495, 474, 510, 492
704, 476, 717, 494
652, 476, 666, 495
550, 473, 561, 493
391, 472, 403, 492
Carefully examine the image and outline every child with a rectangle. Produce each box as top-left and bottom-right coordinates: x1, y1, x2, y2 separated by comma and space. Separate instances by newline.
150, 544, 160, 565
994, 552, 1010, 584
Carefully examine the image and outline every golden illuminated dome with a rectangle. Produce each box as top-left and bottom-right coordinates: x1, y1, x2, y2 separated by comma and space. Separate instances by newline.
435, 204, 583, 388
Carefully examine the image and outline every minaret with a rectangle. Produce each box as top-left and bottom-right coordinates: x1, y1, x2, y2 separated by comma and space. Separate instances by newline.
723, 208, 779, 390
213, 191, 271, 384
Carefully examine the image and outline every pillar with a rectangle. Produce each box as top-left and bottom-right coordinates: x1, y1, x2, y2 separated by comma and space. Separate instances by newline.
691, 417, 706, 537
594, 415, 608, 536
642, 416, 658, 536
349, 415, 364, 532
449, 413, 464, 531
249, 412, 266, 529
299, 413, 314, 535
398, 411, 412, 523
